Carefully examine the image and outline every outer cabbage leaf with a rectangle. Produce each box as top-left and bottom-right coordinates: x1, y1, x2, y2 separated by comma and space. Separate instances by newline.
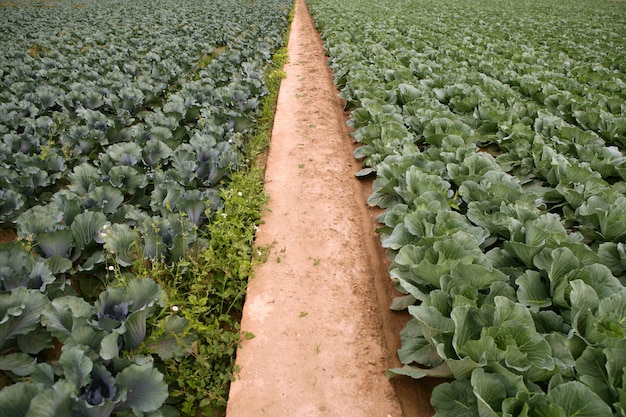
443, 263, 508, 292
0, 288, 48, 351
451, 304, 496, 363
396, 318, 444, 368
446, 152, 500, 187
0, 352, 35, 377
471, 368, 521, 416
114, 363, 169, 413
59, 346, 93, 389
575, 346, 613, 405
430, 379, 478, 417
533, 247, 580, 306
74, 364, 117, 417
0, 188, 24, 223
0, 245, 55, 291
16, 204, 64, 237
540, 381, 613, 417
101, 223, 138, 267
578, 195, 626, 242
35, 229, 74, 259
94, 278, 164, 358
107, 165, 148, 195
141, 139, 174, 167
0, 382, 45, 417
516, 270, 552, 312
598, 242, 626, 276
83, 186, 124, 214
69, 209, 107, 251
26, 380, 74, 417
41, 296, 93, 342
408, 304, 455, 357
396, 166, 452, 208
388, 362, 452, 380
68, 163, 100, 195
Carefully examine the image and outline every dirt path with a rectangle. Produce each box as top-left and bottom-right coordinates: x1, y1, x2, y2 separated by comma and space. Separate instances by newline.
225, 0, 436, 415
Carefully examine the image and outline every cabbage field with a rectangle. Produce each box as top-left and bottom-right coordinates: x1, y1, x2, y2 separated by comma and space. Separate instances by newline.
0, 0, 291, 415
306, 0, 626, 415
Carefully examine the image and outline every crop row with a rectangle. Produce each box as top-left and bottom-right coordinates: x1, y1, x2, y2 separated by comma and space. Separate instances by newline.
0, 0, 291, 415
307, 0, 626, 414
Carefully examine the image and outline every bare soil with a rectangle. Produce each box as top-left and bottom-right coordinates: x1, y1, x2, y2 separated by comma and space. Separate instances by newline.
0, 229, 16, 244
225, 0, 439, 415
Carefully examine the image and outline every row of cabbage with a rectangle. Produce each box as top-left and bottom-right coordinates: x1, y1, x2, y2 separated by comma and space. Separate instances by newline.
306, 0, 626, 415
0, 0, 291, 415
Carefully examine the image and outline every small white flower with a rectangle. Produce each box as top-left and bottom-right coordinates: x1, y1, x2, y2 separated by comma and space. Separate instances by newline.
237, 191, 243, 197
98, 224, 110, 240
221, 213, 228, 218
108, 265, 115, 271
171, 305, 179, 312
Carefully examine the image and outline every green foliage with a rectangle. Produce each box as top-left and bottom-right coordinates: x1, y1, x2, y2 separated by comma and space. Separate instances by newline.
307, 0, 626, 414
137, 147, 269, 417
0, 0, 291, 415
0, 276, 172, 416
131, 21, 283, 415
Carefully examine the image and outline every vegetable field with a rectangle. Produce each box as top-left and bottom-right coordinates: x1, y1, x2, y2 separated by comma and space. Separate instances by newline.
0, 0, 291, 415
306, 0, 626, 415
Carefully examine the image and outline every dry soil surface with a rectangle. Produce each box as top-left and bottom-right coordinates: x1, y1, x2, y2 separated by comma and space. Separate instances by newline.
225, 0, 438, 416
